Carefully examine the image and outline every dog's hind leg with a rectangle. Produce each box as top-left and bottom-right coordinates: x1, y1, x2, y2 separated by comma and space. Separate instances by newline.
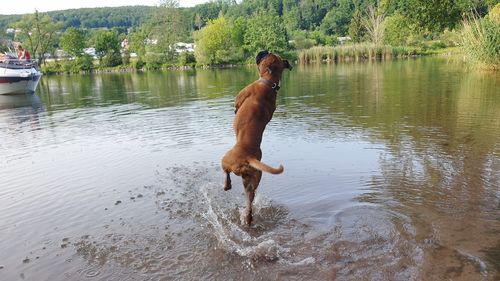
224, 171, 232, 191
242, 170, 262, 225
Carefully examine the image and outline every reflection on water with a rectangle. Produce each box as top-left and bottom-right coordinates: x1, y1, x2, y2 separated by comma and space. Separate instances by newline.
0, 93, 44, 111
0, 58, 499, 280
36, 69, 256, 110
0, 94, 45, 131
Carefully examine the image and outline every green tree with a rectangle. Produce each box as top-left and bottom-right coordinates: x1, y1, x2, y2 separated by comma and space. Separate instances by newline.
320, 0, 354, 36
95, 30, 121, 67
300, 0, 323, 29
383, 13, 413, 46
194, 15, 240, 65
398, 0, 489, 32
60, 27, 86, 57
194, 13, 203, 30
128, 25, 149, 57
148, 0, 184, 62
193, 1, 231, 23
348, 9, 364, 42
14, 11, 63, 64
408, 0, 460, 32
282, 6, 302, 34
244, 10, 289, 54
0, 28, 10, 52
231, 16, 247, 47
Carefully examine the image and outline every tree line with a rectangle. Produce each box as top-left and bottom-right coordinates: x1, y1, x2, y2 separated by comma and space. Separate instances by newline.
1, 0, 498, 72
0, 6, 154, 30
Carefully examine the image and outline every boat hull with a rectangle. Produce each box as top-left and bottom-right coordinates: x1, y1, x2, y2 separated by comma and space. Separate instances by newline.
0, 74, 41, 95
0, 62, 42, 95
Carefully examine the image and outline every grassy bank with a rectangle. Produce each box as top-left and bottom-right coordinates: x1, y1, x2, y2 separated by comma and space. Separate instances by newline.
41, 60, 140, 75
40, 55, 197, 75
460, 6, 500, 71
297, 44, 431, 64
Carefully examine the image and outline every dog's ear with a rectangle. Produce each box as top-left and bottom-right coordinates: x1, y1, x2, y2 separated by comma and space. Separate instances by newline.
283, 60, 293, 70
256, 50, 269, 65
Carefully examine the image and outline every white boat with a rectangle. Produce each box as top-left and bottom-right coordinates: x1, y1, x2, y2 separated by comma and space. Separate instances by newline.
0, 58, 42, 95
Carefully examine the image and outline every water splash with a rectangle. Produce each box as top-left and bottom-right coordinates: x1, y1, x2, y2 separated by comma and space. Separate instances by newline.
200, 183, 315, 265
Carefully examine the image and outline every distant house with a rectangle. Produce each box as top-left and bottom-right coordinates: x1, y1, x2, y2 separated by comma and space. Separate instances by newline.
337, 36, 352, 45
173, 42, 195, 53
121, 38, 129, 50
55, 49, 71, 58
138, 40, 195, 54
83, 48, 97, 59
144, 38, 158, 45
6, 28, 15, 34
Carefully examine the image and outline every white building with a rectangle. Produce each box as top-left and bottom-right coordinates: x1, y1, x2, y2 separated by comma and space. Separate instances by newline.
173, 42, 195, 53
337, 36, 352, 45
83, 48, 97, 59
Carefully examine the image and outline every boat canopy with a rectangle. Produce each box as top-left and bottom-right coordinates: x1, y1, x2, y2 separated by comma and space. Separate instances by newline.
0, 59, 38, 70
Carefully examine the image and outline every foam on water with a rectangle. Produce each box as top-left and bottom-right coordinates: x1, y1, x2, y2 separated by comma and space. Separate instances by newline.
200, 183, 315, 265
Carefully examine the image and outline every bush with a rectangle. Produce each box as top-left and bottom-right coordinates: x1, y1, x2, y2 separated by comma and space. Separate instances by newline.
461, 8, 500, 70
308, 29, 337, 46
290, 33, 315, 50
61, 60, 73, 74
41, 55, 94, 74
429, 41, 447, 50
74, 55, 94, 72
280, 50, 298, 63
122, 50, 131, 65
144, 52, 167, 70
489, 3, 500, 23
439, 29, 461, 47
41, 62, 62, 74
177, 52, 196, 66
131, 58, 145, 70
101, 51, 122, 67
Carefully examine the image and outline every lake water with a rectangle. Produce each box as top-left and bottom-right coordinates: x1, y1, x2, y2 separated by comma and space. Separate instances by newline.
0, 57, 499, 280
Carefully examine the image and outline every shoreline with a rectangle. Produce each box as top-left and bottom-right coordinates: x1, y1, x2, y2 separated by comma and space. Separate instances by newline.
40, 52, 465, 76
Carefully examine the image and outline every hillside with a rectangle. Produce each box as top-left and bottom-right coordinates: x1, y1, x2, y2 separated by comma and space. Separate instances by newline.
0, 6, 155, 30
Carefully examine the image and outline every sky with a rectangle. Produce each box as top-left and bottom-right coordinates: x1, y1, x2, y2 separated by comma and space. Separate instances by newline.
1, 0, 211, 15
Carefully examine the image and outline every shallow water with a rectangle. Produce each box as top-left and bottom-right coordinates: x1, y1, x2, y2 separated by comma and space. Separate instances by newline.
0, 57, 499, 280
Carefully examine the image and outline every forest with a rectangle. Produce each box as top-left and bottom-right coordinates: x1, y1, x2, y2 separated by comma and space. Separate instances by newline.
1, 0, 498, 72
0, 6, 155, 30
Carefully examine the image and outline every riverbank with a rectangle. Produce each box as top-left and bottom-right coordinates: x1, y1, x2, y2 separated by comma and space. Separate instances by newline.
40, 57, 248, 75
297, 44, 463, 64
40, 47, 464, 75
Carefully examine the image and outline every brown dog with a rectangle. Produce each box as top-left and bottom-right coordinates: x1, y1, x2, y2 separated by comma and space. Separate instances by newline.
221, 50, 292, 225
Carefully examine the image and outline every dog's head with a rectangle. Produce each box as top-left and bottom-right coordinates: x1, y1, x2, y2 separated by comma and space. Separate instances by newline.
256, 50, 292, 77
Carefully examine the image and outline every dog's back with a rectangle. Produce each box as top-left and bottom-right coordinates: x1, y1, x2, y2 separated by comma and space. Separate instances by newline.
233, 82, 278, 147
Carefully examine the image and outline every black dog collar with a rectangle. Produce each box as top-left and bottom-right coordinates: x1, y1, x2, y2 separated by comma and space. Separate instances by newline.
258, 77, 280, 91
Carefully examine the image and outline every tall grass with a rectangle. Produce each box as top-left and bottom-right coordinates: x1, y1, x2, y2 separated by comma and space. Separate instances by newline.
460, 11, 500, 71
297, 43, 418, 64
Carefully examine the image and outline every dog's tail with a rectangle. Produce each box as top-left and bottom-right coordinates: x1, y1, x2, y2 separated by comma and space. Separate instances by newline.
248, 158, 284, 174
